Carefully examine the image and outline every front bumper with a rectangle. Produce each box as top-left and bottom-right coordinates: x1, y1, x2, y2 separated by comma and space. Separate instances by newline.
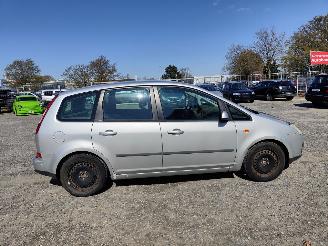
275, 92, 296, 98
16, 108, 43, 115
305, 94, 328, 102
232, 94, 255, 102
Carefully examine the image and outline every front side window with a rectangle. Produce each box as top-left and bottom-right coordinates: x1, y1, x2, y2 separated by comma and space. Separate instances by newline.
103, 87, 153, 121
57, 91, 98, 121
158, 87, 220, 121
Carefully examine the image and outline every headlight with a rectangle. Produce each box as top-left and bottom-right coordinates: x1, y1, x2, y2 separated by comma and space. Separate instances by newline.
291, 124, 302, 134
279, 86, 283, 90
251, 91, 255, 95
233, 93, 241, 96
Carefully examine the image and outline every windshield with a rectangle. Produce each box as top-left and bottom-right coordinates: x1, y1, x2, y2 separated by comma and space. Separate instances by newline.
279, 81, 294, 86
311, 76, 328, 86
231, 83, 247, 90
18, 97, 37, 101
199, 84, 217, 91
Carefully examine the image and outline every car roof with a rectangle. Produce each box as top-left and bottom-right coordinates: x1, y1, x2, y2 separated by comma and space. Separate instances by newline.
58, 81, 210, 97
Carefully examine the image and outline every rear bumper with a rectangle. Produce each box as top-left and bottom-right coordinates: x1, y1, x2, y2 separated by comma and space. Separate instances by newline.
232, 94, 254, 102
32, 157, 55, 177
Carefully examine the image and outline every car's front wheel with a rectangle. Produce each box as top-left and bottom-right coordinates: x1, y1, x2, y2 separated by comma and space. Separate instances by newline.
266, 93, 273, 101
60, 153, 110, 197
243, 142, 285, 182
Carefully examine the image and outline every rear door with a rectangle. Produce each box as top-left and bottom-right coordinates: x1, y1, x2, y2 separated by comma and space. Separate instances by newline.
91, 87, 163, 177
156, 86, 237, 170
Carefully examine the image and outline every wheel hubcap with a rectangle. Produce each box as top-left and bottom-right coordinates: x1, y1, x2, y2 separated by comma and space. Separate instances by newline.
69, 163, 97, 189
254, 152, 277, 174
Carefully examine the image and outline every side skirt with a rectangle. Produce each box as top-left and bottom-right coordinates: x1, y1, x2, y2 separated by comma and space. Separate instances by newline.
114, 164, 235, 180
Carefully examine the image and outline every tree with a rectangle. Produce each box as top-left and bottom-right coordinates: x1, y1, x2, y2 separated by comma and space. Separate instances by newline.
31, 75, 55, 91
161, 65, 182, 79
179, 67, 193, 78
225, 45, 264, 79
4, 59, 40, 88
283, 14, 328, 74
253, 28, 286, 78
89, 55, 117, 82
62, 65, 91, 88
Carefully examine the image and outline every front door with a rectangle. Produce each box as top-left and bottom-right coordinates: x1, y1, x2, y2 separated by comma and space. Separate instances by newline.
91, 87, 163, 177
156, 86, 237, 170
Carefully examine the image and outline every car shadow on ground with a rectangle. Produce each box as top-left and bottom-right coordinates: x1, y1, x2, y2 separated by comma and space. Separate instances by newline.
114, 172, 235, 187
294, 102, 328, 109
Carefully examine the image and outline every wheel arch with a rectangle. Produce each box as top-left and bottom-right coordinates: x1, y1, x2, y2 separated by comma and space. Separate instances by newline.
56, 151, 114, 180
243, 139, 290, 169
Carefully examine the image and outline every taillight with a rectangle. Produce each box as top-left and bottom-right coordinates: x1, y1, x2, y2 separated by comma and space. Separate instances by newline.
35, 95, 58, 134
324, 88, 328, 94
35, 152, 42, 158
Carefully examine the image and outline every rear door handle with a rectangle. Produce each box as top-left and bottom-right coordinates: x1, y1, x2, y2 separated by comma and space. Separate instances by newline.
99, 130, 117, 136
168, 129, 184, 135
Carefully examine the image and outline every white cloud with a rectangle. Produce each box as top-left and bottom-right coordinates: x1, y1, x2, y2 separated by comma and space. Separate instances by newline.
236, 7, 251, 12
212, 0, 221, 7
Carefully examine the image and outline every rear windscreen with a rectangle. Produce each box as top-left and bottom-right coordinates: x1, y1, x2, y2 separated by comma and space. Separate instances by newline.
44, 91, 53, 96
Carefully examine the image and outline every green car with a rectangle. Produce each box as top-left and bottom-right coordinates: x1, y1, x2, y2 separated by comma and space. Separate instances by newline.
13, 95, 44, 116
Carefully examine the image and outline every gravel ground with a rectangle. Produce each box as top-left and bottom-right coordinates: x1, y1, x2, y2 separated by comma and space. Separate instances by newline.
0, 97, 327, 246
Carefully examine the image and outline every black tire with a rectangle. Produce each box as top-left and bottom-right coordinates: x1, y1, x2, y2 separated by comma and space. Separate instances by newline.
243, 142, 285, 182
249, 99, 254, 103
266, 93, 273, 101
59, 153, 109, 197
286, 97, 293, 101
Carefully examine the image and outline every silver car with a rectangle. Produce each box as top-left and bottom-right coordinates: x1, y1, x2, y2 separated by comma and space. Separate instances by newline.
33, 81, 304, 196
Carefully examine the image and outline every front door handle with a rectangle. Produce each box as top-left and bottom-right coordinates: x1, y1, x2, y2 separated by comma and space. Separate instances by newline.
168, 129, 184, 135
99, 130, 117, 136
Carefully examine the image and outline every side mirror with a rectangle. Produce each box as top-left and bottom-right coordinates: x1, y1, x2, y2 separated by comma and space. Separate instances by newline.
220, 111, 229, 122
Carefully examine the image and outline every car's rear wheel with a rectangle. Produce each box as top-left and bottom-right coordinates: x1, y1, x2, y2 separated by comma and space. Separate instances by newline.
286, 97, 293, 101
243, 142, 285, 182
60, 154, 109, 197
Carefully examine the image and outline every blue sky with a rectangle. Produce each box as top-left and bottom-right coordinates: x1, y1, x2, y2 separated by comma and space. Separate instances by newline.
0, 0, 327, 79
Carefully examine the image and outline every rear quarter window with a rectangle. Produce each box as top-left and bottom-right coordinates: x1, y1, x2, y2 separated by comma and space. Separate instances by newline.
57, 91, 99, 121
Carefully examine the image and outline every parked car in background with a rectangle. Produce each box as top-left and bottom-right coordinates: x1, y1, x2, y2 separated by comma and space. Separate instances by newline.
253, 80, 296, 101
0, 88, 16, 113
41, 89, 68, 102
196, 83, 223, 96
13, 95, 44, 116
33, 81, 303, 196
19, 91, 41, 100
222, 82, 255, 103
305, 74, 328, 106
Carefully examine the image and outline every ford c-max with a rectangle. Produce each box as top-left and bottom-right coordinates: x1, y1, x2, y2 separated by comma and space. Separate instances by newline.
33, 81, 304, 196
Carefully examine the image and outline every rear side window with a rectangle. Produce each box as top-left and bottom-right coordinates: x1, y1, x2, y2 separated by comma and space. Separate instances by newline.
103, 88, 153, 121
227, 104, 251, 121
57, 91, 98, 121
